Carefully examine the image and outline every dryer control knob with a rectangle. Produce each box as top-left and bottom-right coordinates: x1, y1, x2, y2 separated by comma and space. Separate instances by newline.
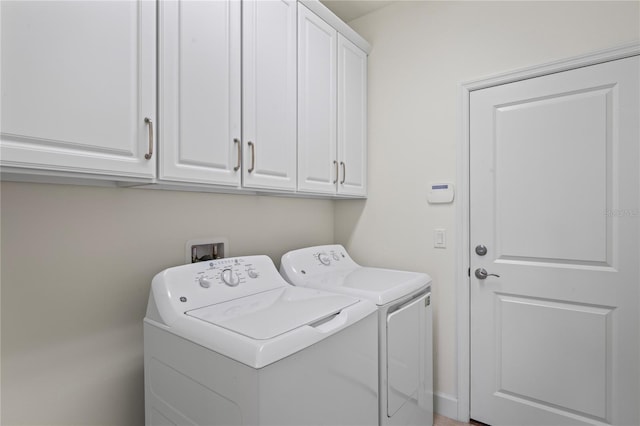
247, 269, 259, 279
318, 253, 331, 266
221, 268, 240, 286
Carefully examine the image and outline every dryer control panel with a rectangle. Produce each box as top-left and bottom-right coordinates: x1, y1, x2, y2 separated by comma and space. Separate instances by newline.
316, 248, 349, 266
280, 244, 360, 279
147, 255, 286, 326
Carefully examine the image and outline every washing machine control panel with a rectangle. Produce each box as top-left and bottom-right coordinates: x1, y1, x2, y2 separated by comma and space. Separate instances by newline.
151, 255, 285, 316
195, 258, 263, 289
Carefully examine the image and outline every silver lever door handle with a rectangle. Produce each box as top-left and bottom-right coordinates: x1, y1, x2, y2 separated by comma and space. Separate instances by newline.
475, 268, 500, 280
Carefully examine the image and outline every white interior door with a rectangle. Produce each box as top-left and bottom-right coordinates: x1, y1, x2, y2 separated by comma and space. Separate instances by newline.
470, 55, 639, 426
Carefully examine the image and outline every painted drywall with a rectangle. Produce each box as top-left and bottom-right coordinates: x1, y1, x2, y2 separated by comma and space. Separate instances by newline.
0, 182, 334, 425
337, 0, 640, 416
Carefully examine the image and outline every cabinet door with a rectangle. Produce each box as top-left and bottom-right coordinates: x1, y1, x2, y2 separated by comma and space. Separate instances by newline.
159, 0, 241, 186
242, 0, 297, 191
297, 3, 337, 194
337, 35, 367, 197
0, 1, 156, 179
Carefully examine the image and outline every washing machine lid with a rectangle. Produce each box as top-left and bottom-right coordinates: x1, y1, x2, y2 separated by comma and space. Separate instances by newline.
186, 286, 358, 340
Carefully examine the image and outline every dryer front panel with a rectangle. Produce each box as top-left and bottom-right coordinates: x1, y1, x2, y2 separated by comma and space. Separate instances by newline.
386, 294, 425, 417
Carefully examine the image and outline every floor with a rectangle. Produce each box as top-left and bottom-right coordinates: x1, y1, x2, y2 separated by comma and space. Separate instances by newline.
434, 414, 486, 426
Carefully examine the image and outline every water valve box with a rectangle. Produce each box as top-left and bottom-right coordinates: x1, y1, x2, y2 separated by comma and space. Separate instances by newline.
185, 237, 229, 263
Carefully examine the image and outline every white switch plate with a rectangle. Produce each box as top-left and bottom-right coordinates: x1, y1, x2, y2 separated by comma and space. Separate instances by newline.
434, 229, 446, 248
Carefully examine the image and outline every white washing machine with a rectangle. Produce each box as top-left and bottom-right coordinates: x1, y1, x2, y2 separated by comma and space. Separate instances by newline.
280, 245, 433, 426
144, 255, 379, 426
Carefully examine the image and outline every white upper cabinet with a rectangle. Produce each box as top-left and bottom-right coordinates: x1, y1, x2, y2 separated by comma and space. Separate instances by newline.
297, 3, 338, 194
159, 0, 296, 192
337, 34, 367, 197
158, 0, 241, 187
0, 1, 156, 180
297, 3, 368, 197
242, 0, 298, 191
1, 0, 368, 197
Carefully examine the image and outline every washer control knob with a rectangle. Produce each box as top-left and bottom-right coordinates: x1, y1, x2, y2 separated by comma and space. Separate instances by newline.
332, 253, 340, 261
318, 253, 331, 266
221, 268, 240, 286
199, 277, 213, 288
247, 269, 259, 279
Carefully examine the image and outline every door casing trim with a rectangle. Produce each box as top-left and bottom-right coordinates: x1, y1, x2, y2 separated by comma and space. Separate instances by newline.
455, 42, 640, 422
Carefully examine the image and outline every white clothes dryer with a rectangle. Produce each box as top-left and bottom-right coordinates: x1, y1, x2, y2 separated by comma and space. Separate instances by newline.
280, 245, 433, 426
144, 255, 379, 426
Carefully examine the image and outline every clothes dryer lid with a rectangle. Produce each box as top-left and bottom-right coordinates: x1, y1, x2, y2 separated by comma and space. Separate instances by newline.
280, 244, 432, 306
186, 286, 358, 340
307, 267, 430, 306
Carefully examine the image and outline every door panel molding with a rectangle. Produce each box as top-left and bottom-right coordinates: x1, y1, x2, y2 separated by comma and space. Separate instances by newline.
495, 293, 612, 421
456, 42, 640, 423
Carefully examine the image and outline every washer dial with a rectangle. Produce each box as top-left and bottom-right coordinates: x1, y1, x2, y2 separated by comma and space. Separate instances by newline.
221, 268, 240, 286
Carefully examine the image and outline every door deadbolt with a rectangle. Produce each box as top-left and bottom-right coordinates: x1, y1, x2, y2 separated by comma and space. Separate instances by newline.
475, 245, 487, 256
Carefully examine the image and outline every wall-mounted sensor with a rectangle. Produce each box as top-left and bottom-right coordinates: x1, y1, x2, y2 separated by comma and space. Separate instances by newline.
427, 183, 454, 204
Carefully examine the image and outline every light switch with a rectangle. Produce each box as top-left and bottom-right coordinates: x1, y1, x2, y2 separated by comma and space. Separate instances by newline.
434, 229, 446, 248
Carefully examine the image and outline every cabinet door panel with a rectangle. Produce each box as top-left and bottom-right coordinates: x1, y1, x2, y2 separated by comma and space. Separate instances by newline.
337, 34, 367, 196
159, 0, 241, 186
1, 1, 155, 179
242, 0, 297, 191
297, 3, 337, 194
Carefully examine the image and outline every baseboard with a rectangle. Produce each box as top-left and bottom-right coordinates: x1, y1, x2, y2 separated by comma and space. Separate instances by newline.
434, 392, 458, 420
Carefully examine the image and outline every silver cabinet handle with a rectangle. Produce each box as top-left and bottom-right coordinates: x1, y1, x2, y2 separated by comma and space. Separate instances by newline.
248, 141, 255, 173
333, 161, 338, 184
475, 268, 500, 280
233, 138, 241, 171
144, 117, 153, 160
340, 161, 346, 184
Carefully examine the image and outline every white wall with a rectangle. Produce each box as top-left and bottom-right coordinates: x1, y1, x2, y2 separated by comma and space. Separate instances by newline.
338, 0, 640, 416
0, 182, 334, 425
